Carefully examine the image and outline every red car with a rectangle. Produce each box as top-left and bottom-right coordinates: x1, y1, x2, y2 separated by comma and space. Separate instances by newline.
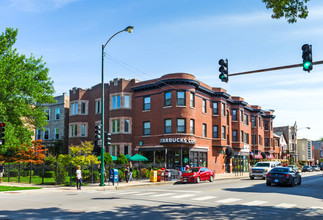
181, 167, 214, 183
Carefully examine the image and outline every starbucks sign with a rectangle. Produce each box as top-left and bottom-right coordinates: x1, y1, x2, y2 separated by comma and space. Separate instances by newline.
160, 137, 196, 145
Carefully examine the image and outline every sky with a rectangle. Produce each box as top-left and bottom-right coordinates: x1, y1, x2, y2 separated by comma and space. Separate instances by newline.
1, 0, 323, 140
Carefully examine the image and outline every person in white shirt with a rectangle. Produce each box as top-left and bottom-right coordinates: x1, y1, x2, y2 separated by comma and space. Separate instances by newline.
76, 165, 82, 190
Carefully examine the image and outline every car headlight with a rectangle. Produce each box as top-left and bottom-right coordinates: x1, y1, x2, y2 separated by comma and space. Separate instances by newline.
191, 174, 196, 177
264, 169, 268, 172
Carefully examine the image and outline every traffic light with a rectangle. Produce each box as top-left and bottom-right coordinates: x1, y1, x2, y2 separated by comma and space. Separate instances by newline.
302, 44, 312, 72
0, 122, 5, 146
104, 131, 111, 147
95, 124, 102, 140
219, 59, 229, 82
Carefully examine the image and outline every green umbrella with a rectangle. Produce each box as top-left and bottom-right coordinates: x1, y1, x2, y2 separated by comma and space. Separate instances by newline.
130, 154, 148, 162
98, 155, 117, 161
125, 154, 132, 160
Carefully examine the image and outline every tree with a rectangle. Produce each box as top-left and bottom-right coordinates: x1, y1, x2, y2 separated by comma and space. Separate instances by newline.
0, 27, 55, 152
69, 141, 99, 167
262, 0, 310, 23
0, 140, 47, 164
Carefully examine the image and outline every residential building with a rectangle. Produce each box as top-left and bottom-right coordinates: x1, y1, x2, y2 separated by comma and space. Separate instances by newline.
312, 140, 323, 165
69, 73, 275, 173
297, 138, 313, 165
35, 93, 69, 153
273, 122, 298, 163
273, 132, 287, 159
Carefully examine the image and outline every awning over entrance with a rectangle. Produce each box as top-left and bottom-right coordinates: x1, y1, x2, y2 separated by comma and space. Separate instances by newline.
265, 152, 275, 159
250, 151, 263, 159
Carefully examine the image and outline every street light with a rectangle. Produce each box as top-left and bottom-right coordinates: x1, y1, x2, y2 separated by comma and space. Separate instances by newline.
100, 26, 134, 186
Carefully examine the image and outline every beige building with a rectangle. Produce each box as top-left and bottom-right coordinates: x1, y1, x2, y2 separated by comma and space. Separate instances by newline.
297, 138, 313, 165
35, 93, 69, 153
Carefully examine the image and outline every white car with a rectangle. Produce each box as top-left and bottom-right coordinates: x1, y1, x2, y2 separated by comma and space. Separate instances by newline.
249, 161, 281, 179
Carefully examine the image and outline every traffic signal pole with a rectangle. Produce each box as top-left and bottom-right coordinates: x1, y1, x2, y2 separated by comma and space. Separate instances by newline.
228, 60, 323, 77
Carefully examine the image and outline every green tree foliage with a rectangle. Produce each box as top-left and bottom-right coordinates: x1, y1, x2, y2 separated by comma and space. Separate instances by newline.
116, 154, 128, 165
262, 0, 310, 23
104, 152, 113, 165
69, 141, 99, 167
0, 27, 55, 152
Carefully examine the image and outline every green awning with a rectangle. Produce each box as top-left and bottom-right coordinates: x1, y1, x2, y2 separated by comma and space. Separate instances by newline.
130, 154, 148, 162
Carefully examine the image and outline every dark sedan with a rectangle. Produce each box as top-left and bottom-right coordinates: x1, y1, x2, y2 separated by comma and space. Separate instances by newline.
266, 167, 301, 187
302, 165, 312, 172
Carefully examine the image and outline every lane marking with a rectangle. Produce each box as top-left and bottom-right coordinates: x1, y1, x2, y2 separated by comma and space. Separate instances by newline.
191, 196, 217, 201
215, 198, 242, 204
275, 203, 296, 209
134, 192, 157, 196
170, 194, 195, 199
118, 191, 139, 195
151, 193, 175, 197
243, 200, 268, 206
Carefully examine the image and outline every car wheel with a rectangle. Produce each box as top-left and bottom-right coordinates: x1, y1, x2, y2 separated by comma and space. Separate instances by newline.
290, 178, 295, 187
298, 177, 302, 185
209, 175, 214, 182
266, 181, 271, 186
196, 177, 200, 184
250, 176, 254, 180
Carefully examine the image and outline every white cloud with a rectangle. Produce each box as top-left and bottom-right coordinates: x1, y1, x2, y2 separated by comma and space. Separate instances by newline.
9, 0, 78, 12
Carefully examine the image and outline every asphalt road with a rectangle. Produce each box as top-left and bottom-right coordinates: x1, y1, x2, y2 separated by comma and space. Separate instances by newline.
1, 171, 323, 220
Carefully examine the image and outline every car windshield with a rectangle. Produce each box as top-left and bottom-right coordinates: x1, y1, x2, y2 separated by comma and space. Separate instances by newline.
303, 166, 310, 168
186, 168, 200, 173
255, 163, 270, 167
271, 168, 289, 173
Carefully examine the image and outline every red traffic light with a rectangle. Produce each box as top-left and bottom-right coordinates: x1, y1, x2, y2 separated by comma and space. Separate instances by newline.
0, 122, 5, 127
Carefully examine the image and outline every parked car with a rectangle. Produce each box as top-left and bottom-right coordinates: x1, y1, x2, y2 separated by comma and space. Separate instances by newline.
266, 167, 301, 187
181, 167, 214, 183
311, 165, 320, 171
287, 165, 299, 172
249, 161, 281, 180
302, 165, 312, 172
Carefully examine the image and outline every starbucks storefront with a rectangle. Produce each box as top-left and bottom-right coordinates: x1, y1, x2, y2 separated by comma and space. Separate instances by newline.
139, 137, 208, 170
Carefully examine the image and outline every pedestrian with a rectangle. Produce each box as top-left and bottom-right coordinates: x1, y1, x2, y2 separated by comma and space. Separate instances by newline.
129, 162, 133, 181
76, 165, 82, 190
125, 164, 129, 183
185, 165, 190, 172
0, 162, 4, 183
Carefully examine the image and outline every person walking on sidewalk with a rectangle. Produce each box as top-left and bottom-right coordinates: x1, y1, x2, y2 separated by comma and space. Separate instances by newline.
129, 162, 133, 181
0, 162, 4, 183
76, 165, 82, 190
125, 164, 129, 183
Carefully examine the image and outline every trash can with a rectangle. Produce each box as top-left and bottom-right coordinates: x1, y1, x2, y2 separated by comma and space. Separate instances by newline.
150, 170, 157, 182
157, 170, 162, 182
109, 169, 119, 185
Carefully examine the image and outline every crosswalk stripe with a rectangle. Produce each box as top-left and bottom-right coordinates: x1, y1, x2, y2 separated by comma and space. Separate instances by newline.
243, 200, 268, 206
118, 191, 138, 195
275, 203, 296, 209
151, 193, 175, 197
191, 196, 217, 201
170, 194, 195, 199
134, 192, 156, 196
215, 198, 242, 204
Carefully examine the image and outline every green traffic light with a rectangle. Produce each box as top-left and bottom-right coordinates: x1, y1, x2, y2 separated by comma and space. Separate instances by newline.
303, 61, 311, 69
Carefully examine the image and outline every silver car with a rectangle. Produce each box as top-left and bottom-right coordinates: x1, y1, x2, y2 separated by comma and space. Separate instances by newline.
311, 165, 320, 171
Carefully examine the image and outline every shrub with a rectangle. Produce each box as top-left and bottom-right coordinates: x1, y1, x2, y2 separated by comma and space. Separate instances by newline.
43, 171, 55, 178
132, 169, 138, 179
21, 170, 34, 177
56, 163, 68, 185
6, 170, 18, 177
116, 154, 128, 165
118, 169, 124, 181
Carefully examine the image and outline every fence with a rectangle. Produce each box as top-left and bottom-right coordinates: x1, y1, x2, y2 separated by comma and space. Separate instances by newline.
1, 162, 178, 185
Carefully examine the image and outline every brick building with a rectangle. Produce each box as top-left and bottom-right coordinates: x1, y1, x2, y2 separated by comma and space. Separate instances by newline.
68, 73, 275, 173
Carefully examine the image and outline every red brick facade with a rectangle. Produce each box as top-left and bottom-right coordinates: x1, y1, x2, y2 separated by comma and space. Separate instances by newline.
68, 73, 275, 173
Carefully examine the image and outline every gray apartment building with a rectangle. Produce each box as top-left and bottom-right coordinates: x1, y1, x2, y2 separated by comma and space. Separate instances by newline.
273, 122, 298, 163
35, 93, 70, 153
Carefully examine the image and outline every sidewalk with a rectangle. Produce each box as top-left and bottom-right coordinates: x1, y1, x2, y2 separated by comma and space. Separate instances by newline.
0, 172, 248, 191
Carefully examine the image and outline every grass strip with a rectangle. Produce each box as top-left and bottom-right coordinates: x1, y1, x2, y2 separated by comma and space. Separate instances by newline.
0, 185, 41, 192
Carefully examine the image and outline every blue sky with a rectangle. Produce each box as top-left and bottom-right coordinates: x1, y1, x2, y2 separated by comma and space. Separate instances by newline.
1, 0, 323, 140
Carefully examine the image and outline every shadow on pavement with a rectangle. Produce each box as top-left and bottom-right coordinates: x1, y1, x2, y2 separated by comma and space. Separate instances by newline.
0, 203, 322, 219
223, 174, 323, 200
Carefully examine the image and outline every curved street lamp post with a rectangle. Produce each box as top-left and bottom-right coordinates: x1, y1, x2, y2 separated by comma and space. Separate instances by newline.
100, 26, 134, 186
